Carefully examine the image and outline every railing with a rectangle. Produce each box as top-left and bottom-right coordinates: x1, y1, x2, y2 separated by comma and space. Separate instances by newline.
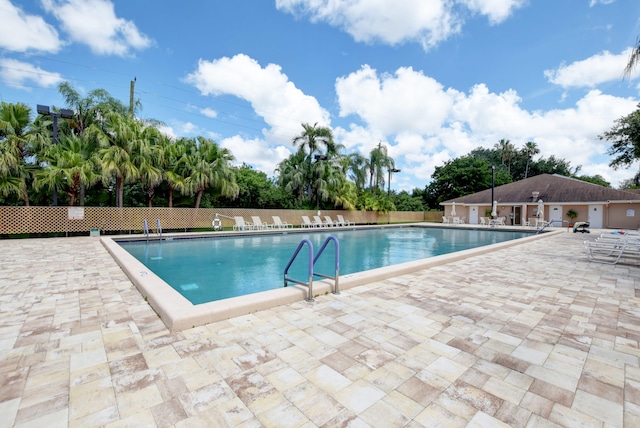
283, 235, 340, 301
313, 235, 340, 295
283, 239, 315, 301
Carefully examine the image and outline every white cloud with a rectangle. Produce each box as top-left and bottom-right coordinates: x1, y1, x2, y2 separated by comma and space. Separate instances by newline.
184, 53, 330, 145
0, 0, 61, 52
332, 64, 638, 188
460, 0, 527, 25
336, 65, 454, 135
276, 0, 462, 51
0, 58, 63, 89
589, 0, 616, 6
544, 48, 639, 88
200, 108, 217, 119
41, 0, 152, 56
221, 135, 291, 176
276, 0, 526, 51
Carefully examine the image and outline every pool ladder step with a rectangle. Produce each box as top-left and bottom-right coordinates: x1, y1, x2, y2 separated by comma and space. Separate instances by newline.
284, 236, 340, 302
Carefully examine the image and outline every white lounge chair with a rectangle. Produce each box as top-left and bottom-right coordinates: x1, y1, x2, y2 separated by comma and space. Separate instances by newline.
313, 215, 328, 227
301, 216, 316, 228
251, 216, 270, 230
585, 234, 640, 264
233, 216, 252, 231
337, 214, 354, 226
324, 216, 339, 227
272, 216, 293, 229
480, 217, 487, 226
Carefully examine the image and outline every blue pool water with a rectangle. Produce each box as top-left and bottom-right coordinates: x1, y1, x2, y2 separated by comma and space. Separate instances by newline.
118, 227, 530, 305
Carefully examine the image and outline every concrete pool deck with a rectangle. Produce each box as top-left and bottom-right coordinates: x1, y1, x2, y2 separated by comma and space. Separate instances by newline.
1, 228, 640, 427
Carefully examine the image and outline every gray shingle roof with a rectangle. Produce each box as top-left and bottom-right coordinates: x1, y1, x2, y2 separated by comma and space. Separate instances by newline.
443, 174, 640, 205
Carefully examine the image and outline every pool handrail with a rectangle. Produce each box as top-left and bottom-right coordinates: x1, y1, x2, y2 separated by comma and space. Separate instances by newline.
283, 238, 315, 301
313, 235, 340, 295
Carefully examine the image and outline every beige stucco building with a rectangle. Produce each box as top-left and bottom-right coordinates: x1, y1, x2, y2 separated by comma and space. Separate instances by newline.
441, 174, 640, 229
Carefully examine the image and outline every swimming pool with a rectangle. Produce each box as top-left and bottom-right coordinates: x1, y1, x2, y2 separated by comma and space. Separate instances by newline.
102, 224, 559, 330
118, 227, 531, 305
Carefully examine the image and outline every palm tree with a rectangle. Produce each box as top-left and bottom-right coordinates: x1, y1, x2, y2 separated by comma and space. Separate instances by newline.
90, 112, 158, 207
624, 36, 640, 78
367, 142, 395, 192
161, 136, 187, 208
276, 147, 308, 205
181, 137, 238, 208
495, 139, 515, 174
292, 123, 338, 203
347, 152, 368, 191
34, 134, 99, 206
0, 102, 32, 205
523, 141, 540, 179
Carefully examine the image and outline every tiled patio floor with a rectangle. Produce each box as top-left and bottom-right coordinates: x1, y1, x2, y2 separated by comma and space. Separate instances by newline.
1, 229, 640, 427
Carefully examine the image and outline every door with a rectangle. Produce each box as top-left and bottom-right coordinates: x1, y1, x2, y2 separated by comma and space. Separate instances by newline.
469, 206, 479, 225
549, 205, 563, 226
588, 205, 604, 228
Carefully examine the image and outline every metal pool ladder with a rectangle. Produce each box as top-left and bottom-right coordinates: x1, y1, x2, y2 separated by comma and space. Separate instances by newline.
284, 235, 340, 302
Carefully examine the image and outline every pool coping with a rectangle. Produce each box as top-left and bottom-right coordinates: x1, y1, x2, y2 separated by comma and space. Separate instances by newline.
100, 224, 564, 330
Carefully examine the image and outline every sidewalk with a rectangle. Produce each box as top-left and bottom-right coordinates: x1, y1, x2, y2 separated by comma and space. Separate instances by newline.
1, 230, 639, 427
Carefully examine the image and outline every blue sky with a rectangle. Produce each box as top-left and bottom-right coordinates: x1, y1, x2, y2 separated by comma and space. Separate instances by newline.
2, 0, 640, 190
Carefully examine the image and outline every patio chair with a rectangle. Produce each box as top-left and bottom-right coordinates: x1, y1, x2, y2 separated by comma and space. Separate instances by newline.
324, 216, 339, 227
479, 217, 487, 226
301, 216, 316, 228
585, 235, 640, 264
251, 216, 270, 230
272, 216, 293, 229
313, 215, 328, 227
337, 214, 354, 226
233, 216, 253, 231
442, 216, 450, 224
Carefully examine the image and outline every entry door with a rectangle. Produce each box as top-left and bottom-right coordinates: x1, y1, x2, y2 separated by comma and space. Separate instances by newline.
549, 205, 563, 226
588, 205, 604, 228
469, 206, 479, 225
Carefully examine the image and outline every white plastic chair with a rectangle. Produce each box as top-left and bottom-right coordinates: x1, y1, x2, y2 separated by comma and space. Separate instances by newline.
301, 216, 316, 228
272, 216, 293, 229
337, 215, 354, 226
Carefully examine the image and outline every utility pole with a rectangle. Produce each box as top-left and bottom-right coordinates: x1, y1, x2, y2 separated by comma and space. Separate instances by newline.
129, 77, 136, 117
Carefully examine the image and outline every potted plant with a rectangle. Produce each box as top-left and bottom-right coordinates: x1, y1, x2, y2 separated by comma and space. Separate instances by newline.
566, 209, 578, 226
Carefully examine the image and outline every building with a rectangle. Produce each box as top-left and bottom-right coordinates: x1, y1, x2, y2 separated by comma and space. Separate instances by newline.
441, 174, 640, 229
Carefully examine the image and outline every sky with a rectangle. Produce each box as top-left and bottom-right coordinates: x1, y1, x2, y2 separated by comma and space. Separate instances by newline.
2, 0, 640, 191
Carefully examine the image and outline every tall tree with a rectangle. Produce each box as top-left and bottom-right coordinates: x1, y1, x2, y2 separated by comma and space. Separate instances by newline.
600, 105, 640, 184
90, 113, 158, 207
0, 102, 32, 205
181, 137, 238, 208
291, 122, 337, 204
522, 141, 540, 179
624, 36, 640, 78
33, 134, 99, 206
495, 139, 515, 174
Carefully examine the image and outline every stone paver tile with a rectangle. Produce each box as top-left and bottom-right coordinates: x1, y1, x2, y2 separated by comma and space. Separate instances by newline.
304, 364, 351, 394
68, 377, 117, 421
466, 410, 513, 428
424, 355, 469, 383
444, 380, 503, 416
359, 399, 410, 427
413, 402, 468, 427
333, 378, 385, 414
396, 376, 442, 407
548, 403, 603, 428
482, 375, 527, 404
266, 366, 306, 392
104, 408, 155, 428
571, 389, 623, 426
0, 397, 21, 428
150, 398, 188, 427
114, 384, 163, 418
255, 401, 309, 428
382, 390, 424, 420
142, 345, 181, 369
525, 364, 580, 392
13, 407, 67, 428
